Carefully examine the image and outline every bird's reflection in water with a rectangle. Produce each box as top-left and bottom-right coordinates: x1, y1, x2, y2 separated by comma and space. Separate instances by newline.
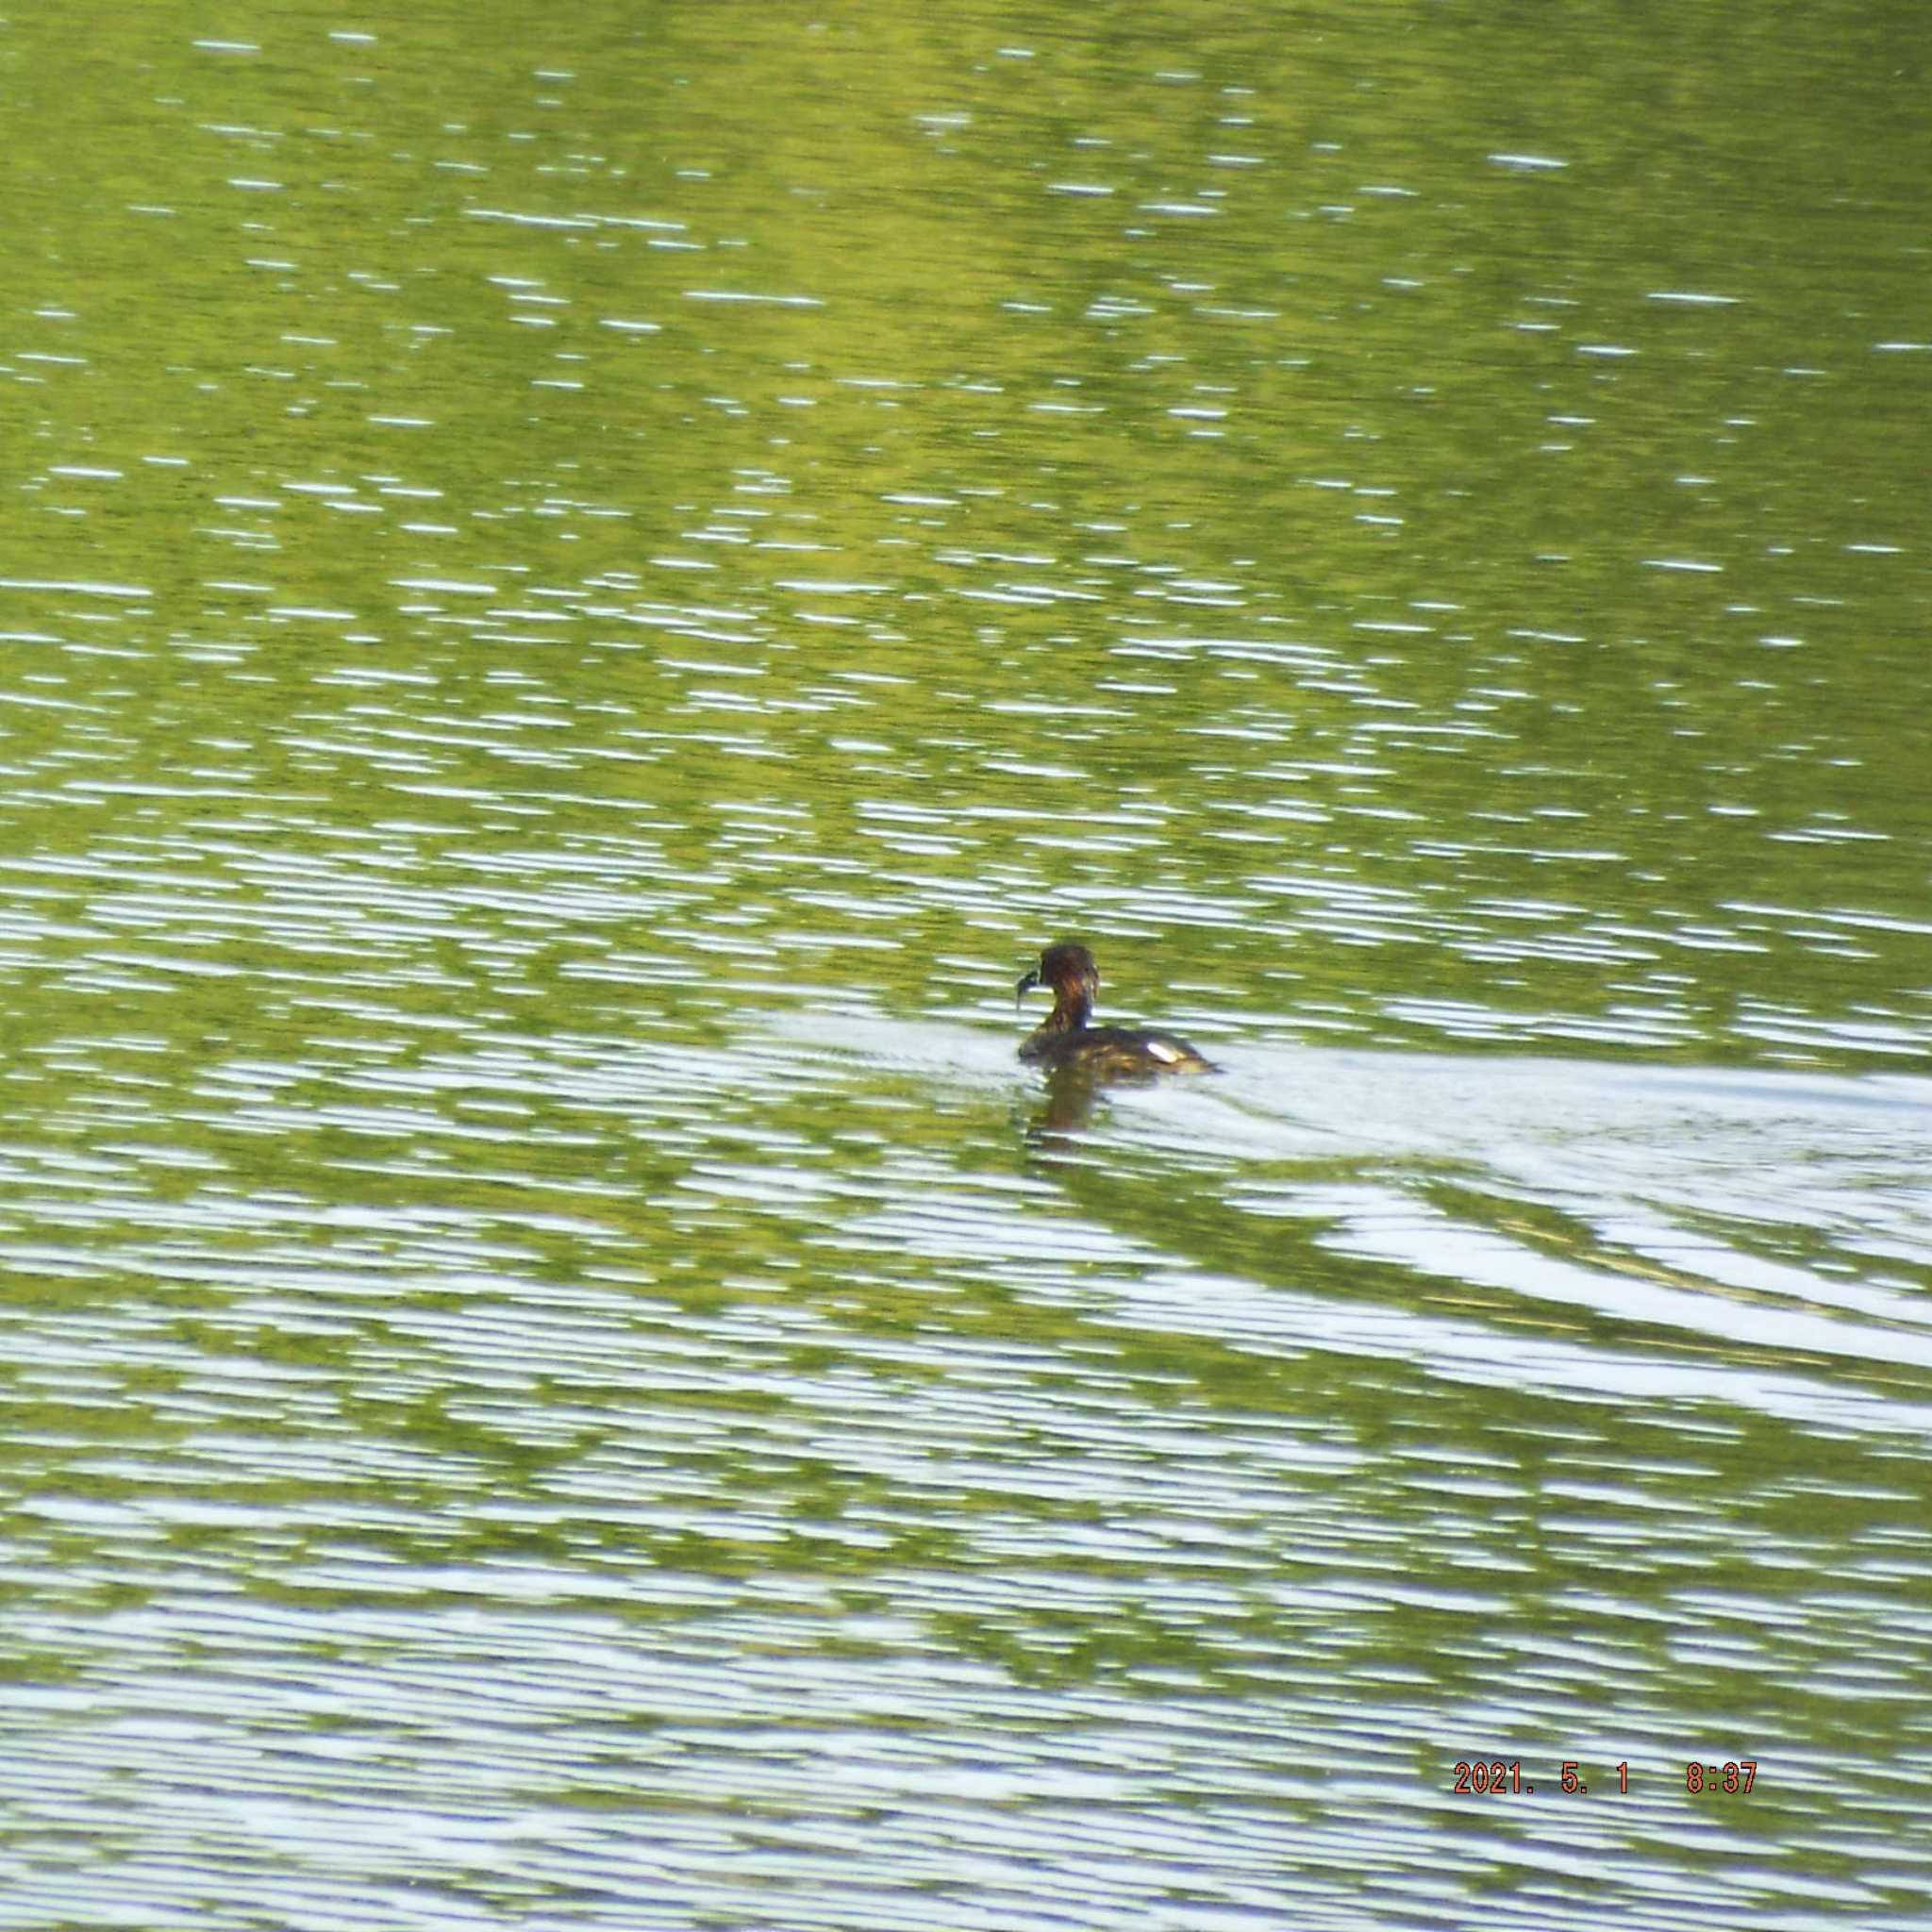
1023, 1051, 1231, 1146
1025, 1062, 1107, 1141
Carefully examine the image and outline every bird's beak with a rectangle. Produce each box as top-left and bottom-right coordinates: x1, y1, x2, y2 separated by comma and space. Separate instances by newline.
1015, 965, 1041, 1008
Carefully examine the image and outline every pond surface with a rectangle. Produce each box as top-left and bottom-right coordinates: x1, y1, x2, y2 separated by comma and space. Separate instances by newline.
3, 4, 1931, 1927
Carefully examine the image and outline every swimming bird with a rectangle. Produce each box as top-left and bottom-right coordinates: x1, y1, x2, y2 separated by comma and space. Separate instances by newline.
1015, 940, 1216, 1077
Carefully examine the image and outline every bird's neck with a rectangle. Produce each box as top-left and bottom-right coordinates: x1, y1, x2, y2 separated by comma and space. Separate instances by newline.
1044, 989, 1093, 1032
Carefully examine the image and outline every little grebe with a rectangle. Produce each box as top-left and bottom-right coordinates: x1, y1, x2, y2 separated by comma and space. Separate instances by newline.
1015, 940, 1216, 1076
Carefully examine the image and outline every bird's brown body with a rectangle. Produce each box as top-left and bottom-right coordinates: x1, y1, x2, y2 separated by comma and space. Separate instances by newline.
1015, 941, 1216, 1077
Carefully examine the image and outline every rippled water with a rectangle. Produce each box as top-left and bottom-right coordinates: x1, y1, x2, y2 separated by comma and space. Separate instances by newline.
4, 4, 1932, 1927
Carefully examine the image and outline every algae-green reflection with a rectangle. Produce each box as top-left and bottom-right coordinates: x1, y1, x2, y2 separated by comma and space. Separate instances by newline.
4, 3, 1932, 1928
